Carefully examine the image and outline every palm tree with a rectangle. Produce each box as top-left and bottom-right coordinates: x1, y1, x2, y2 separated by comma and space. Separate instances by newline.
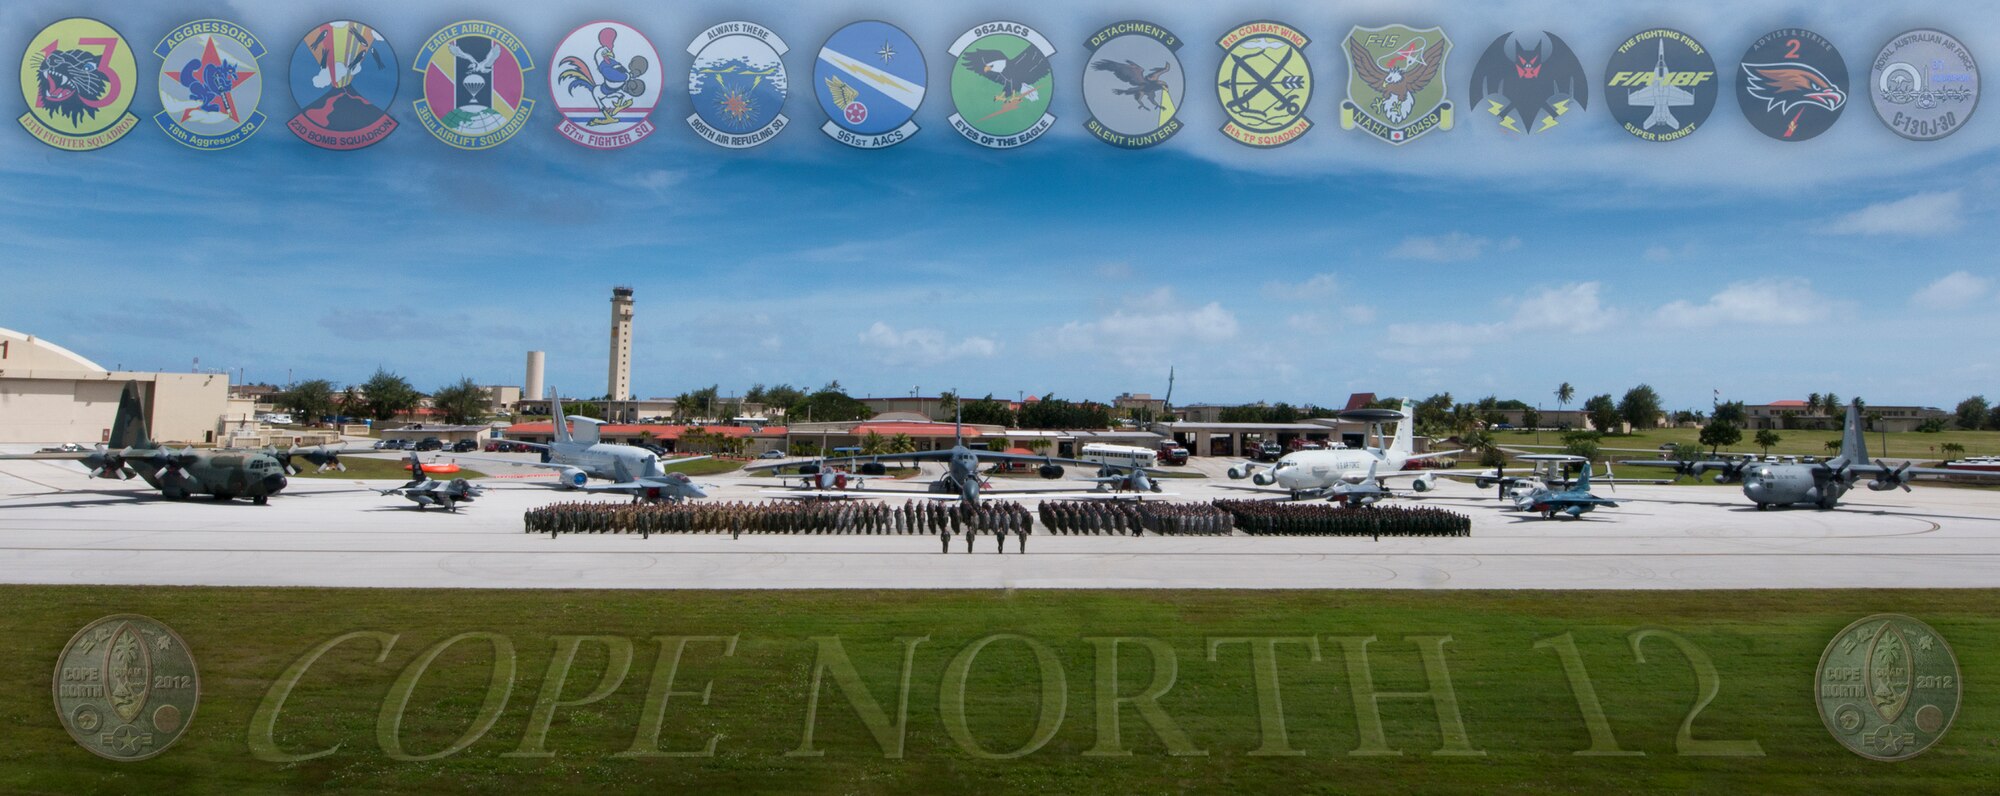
1824, 439, 1842, 454
1805, 393, 1822, 417
888, 433, 916, 454
860, 431, 887, 455
1556, 383, 1575, 414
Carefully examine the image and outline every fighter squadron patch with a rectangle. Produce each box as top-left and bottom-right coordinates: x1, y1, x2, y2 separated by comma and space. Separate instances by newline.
1340, 24, 1453, 145
1469, 30, 1586, 135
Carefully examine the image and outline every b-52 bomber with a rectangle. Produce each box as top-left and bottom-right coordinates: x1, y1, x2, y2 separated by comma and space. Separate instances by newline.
379, 451, 486, 511
0, 382, 355, 504
1623, 400, 2000, 510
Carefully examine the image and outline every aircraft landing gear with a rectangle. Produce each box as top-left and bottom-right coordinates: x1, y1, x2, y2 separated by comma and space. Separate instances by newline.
253, 496, 268, 506
1754, 503, 1768, 511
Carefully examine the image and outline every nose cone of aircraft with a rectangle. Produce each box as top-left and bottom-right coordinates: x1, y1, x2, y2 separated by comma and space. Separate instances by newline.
263, 474, 289, 495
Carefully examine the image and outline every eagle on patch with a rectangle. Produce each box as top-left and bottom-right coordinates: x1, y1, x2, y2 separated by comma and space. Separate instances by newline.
1742, 62, 1846, 113
1348, 36, 1446, 123
961, 45, 1050, 104
1091, 58, 1171, 110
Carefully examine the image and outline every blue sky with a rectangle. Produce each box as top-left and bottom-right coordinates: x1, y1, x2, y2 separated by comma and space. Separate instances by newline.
3, 0, 1996, 412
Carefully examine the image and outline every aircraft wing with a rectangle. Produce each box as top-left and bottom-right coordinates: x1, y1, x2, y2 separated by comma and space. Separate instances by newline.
1627, 83, 1692, 105
759, 488, 958, 500
0, 452, 96, 460
744, 451, 951, 471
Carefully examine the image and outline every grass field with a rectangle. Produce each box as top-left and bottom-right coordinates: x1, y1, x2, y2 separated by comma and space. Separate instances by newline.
292, 457, 488, 481
659, 458, 746, 477
1502, 426, 2000, 461
5, 588, 1994, 793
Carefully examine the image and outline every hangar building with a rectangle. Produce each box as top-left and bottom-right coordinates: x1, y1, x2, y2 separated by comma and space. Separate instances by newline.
0, 328, 229, 445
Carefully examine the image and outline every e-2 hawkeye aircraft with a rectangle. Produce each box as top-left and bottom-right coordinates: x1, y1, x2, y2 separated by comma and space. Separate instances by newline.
0, 381, 356, 504
1621, 399, 2000, 510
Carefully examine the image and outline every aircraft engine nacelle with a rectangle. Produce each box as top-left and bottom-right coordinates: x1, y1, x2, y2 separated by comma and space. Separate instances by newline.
1227, 465, 1252, 480
1473, 478, 1492, 489
1038, 464, 1064, 480
858, 462, 888, 476
1412, 474, 1437, 493
797, 464, 821, 476
558, 468, 588, 489
1251, 471, 1276, 486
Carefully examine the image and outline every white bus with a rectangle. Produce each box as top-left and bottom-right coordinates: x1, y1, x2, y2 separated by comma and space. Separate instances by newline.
1079, 443, 1158, 472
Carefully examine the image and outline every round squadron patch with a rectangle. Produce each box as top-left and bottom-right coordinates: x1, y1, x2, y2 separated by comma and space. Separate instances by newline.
1340, 24, 1453, 145
18, 17, 141, 151
54, 614, 199, 761
1816, 614, 1960, 761
948, 21, 1056, 148
153, 20, 265, 150
1870, 29, 1979, 141
815, 20, 925, 149
1736, 30, 1847, 142
1083, 20, 1184, 149
1603, 28, 1717, 142
1469, 31, 1588, 136
412, 21, 535, 150
550, 21, 661, 150
686, 21, 790, 148
286, 20, 398, 151
1217, 21, 1312, 147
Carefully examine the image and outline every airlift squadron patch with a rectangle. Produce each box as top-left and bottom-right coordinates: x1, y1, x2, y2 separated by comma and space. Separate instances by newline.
153, 19, 265, 150
1216, 20, 1312, 148
412, 20, 536, 150
1083, 20, 1184, 149
18, 17, 140, 151
687, 21, 791, 148
948, 21, 1056, 148
1340, 24, 1453, 145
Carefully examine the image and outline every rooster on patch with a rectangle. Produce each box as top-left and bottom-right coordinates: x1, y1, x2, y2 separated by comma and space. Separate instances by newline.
558, 27, 650, 127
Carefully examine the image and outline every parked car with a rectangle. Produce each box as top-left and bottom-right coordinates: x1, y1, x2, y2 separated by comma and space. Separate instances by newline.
1156, 442, 1190, 466
414, 437, 444, 452
452, 439, 478, 453
1254, 440, 1284, 462
758, 450, 785, 459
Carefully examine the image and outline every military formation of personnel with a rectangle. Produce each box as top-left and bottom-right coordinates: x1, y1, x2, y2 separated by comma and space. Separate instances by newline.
1038, 500, 1232, 536
1213, 500, 1471, 537
523, 500, 1033, 552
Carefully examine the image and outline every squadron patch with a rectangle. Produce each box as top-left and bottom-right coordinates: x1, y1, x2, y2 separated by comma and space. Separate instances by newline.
287, 20, 398, 151
1469, 31, 1587, 135
1604, 28, 1717, 142
1083, 20, 1184, 149
948, 21, 1056, 148
551, 21, 660, 150
686, 21, 790, 148
1216, 21, 1312, 148
18, 18, 140, 151
412, 21, 535, 150
815, 20, 925, 149
1871, 29, 1979, 141
1340, 24, 1453, 145
153, 20, 264, 150
1736, 30, 1847, 142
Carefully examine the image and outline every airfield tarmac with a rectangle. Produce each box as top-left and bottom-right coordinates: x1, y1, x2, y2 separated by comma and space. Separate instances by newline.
2, 451, 1998, 590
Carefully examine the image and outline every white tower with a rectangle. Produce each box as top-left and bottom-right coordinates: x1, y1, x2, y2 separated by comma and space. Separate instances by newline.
524, 351, 545, 401
608, 287, 633, 401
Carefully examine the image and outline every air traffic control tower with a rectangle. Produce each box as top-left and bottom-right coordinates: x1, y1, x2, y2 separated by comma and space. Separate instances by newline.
608, 287, 634, 401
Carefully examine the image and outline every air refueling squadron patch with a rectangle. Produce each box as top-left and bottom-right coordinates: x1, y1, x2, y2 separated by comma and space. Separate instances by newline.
1083, 20, 1184, 149
153, 19, 265, 150
287, 20, 398, 151
1469, 30, 1587, 135
19, 17, 140, 151
1604, 28, 1717, 142
412, 21, 535, 150
687, 21, 790, 148
816, 20, 925, 149
551, 21, 660, 150
1870, 29, 1979, 141
948, 21, 1056, 148
1340, 24, 1453, 145
1736, 29, 1847, 142
1216, 21, 1312, 148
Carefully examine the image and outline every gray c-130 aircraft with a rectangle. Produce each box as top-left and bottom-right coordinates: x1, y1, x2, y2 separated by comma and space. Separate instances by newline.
1621, 399, 2000, 510
0, 381, 354, 504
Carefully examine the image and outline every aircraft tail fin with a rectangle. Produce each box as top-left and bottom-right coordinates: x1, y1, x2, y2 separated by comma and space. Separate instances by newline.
402, 451, 426, 487
108, 382, 153, 449
1839, 400, 1867, 463
548, 388, 573, 445
1574, 461, 1593, 492
1391, 398, 1414, 454
1643, 104, 1678, 130
954, 398, 963, 448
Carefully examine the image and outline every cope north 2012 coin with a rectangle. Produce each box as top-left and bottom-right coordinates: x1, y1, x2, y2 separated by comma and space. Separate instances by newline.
54, 614, 200, 761
1816, 613, 1960, 761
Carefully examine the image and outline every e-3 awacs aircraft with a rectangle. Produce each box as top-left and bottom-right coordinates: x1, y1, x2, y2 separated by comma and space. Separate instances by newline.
0, 382, 356, 504
1622, 399, 2000, 510
451, 391, 714, 503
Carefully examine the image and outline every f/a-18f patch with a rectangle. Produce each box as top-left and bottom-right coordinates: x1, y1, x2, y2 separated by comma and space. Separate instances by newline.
1217, 21, 1311, 148
412, 21, 534, 149
551, 21, 660, 150
816, 20, 925, 149
1604, 28, 1717, 142
287, 20, 398, 150
1470, 31, 1587, 135
1737, 29, 1847, 142
1340, 24, 1453, 145
153, 20, 265, 150
948, 21, 1056, 148
1083, 20, 1183, 149
687, 21, 790, 148
1871, 29, 1979, 141
19, 18, 140, 151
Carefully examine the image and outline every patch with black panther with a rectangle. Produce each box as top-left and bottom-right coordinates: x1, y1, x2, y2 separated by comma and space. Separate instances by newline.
18, 17, 140, 150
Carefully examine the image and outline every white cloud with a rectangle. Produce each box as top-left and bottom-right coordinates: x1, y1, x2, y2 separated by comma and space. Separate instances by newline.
1654, 278, 1834, 327
1379, 282, 1615, 363
857, 322, 997, 365
1046, 288, 1239, 358
1389, 232, 1521, 263
1910, 271, 1992, 311
1262, 272, 1342, 301
1835, 191, 1964, 235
